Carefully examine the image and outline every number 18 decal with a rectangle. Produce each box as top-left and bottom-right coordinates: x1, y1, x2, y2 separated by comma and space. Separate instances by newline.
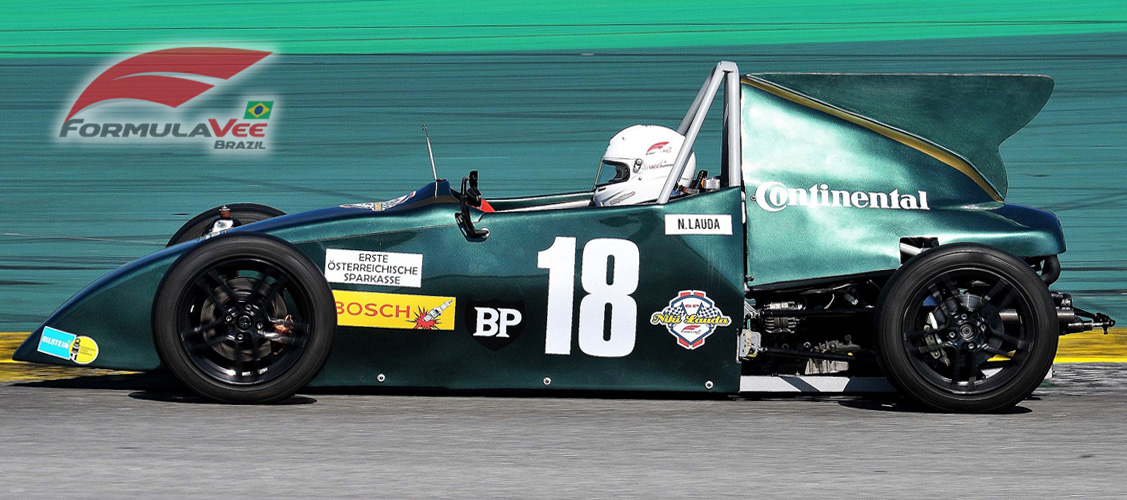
537, 237, 639, 357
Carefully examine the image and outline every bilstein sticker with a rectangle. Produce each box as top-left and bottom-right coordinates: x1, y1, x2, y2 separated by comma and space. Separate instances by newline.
664, 214, 732, 235
650, 291, 732, 350
324, 249, 423, 288
334, 290, 455, 330
37, 326, 100, 364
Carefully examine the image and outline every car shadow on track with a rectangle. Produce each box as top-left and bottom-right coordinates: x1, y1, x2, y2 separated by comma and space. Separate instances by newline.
13, 372, 314, 405
14, 372, 179, 391
129, 391, 318, 405
836, 397, 1035, 414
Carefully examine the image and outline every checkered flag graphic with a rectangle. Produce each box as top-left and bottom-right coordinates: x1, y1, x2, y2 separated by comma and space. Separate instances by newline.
695, 305, 720, 319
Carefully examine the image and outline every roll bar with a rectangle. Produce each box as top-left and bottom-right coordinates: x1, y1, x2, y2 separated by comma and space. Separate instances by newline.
657, 61, 741, 204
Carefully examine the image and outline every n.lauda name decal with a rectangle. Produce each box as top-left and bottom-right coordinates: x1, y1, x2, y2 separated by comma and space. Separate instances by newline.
755, 181, 930, 212
57, 47, 275, 152
664, 214, 733, 235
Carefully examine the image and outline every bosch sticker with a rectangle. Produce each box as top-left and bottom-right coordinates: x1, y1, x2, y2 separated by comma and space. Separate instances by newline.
650, 291, 732, 350
334, 290, 455, 330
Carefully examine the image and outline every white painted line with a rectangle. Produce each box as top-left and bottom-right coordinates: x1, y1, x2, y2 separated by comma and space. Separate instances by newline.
739, 375, 896, 393
739, 369, 1057, 393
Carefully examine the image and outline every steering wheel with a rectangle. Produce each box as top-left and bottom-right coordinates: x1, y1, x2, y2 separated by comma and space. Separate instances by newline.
456, 170, 491, 239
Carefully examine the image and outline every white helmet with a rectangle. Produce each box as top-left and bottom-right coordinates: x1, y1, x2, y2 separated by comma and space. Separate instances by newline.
593, 125, 697, 207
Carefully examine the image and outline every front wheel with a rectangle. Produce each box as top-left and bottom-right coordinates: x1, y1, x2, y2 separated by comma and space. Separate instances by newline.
875, 244, 1058, 413
153, 234, 335, 403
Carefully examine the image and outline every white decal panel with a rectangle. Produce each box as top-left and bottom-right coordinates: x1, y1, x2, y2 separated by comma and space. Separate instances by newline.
324, 248, 423, 288
664, 214, 732, 235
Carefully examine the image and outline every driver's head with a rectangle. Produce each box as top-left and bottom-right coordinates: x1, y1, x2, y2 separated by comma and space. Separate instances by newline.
593, 125, 696, 207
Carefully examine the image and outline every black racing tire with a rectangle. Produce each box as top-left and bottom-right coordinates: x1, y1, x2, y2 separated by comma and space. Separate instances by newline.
167, 203, 286, 247
153, 233, 335, 404
875, 243, 1058, 413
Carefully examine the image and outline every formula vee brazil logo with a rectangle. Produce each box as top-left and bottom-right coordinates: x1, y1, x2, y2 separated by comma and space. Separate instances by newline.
57, 47, 276, 152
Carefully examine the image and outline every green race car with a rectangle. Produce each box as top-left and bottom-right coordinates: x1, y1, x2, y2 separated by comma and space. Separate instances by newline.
15, 61, 1113, 412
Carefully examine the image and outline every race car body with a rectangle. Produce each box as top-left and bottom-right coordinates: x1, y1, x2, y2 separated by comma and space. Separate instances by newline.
15, 61, 1113, 412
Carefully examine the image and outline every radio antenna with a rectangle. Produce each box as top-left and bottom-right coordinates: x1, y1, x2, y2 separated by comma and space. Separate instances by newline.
423, 124, 438, 183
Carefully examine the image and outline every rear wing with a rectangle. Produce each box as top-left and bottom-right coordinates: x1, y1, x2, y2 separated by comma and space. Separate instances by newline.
664, 63, 1053, 203
743, 73, 1053, 199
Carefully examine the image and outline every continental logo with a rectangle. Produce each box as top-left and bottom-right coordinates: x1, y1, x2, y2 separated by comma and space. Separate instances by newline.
333, 290, 455, 330
755, 181, 930, 213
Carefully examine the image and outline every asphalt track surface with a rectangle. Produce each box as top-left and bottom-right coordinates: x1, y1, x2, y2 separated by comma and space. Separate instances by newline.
1, 364, 1126, 499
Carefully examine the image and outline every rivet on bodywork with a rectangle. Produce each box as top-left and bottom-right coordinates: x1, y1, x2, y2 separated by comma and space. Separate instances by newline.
543, 377, 551, 386
705, 381, 714, 390
377, 373, 386, 383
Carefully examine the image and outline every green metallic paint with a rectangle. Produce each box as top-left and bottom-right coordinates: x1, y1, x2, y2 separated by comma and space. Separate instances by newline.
740, 81, 1064, 287
748, 73, 1054, 198
301, 187, 744, 391
486, 191, 595, 211
16, 185, 745, 393
12, 249, 177, 370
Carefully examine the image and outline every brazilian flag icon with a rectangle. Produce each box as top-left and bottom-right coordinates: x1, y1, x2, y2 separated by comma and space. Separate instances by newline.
244, 101, 273, 119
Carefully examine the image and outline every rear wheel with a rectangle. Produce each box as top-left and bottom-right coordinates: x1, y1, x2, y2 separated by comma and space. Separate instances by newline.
875, 244, 1057, 413
167, 203, 285, 246
153, 234, 335, 403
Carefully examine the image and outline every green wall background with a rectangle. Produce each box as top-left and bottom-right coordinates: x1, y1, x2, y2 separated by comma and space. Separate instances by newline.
1, 2, 1125, 331
4, 1, 1126, 56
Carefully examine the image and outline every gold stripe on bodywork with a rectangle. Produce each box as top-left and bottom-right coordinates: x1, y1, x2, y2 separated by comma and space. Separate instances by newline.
741, 76, 1004, 202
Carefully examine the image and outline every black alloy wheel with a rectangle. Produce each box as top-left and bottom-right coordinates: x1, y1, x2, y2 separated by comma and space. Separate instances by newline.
876, 244, 1057, 413
153, 234, 334, 403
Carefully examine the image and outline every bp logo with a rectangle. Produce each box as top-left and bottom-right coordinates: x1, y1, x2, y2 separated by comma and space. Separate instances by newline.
650, 290, 732, 350
464, 300, 525, 351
